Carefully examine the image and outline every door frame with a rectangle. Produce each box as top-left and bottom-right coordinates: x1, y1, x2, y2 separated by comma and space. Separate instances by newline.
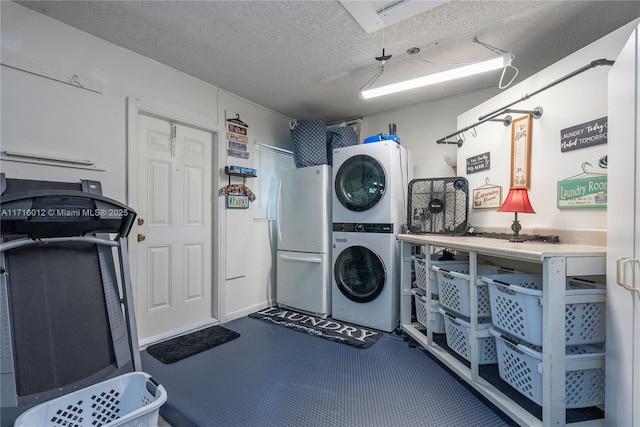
126, 97, 224, 344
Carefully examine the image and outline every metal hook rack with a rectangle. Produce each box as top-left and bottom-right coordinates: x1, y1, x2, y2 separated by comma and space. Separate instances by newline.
438, 107, 543, 146
436, 58, 615, 147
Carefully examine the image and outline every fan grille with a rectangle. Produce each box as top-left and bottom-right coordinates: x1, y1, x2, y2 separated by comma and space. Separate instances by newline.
407, 178, 469, 234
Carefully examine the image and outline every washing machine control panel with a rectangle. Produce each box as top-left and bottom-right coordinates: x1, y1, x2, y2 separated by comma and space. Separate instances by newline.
333, 222, 394, 233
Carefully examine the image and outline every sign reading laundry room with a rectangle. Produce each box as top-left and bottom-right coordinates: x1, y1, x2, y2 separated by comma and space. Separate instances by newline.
560, 117, 607, 152
557, 175, 607, 209
466, 152, 490, 174
472, 179, 502, 209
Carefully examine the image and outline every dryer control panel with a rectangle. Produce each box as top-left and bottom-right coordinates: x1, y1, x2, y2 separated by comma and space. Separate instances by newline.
333, 222, 394, 233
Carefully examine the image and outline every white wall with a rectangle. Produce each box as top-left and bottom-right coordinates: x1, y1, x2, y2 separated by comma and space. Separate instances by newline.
455, 20, 639, 237
363, 92, 495, 179
217, 92, 291, 320
0, 2, 291, 322
365, 20, 639, 242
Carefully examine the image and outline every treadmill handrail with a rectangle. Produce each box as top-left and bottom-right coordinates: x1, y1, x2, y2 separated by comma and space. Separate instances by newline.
0, 236, 119, 253
0, 189, 136, 238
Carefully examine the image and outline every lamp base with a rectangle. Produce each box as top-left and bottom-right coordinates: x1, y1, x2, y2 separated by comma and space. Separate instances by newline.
510, 216, 523, 242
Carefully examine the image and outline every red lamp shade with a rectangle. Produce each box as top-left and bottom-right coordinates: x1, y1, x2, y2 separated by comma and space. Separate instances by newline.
498, 188, 536, 214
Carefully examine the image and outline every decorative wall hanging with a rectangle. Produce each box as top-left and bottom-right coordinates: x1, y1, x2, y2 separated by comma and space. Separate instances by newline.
226, 194, 249, 209
466, 152, 490, 174
227, 114, 250, 159
510, 114, 532, 188
560, 117, 607, 152
221, 165, 256, 210
220, 183, 256, 210
472, 178, 502, 209
556, 162, 607, 209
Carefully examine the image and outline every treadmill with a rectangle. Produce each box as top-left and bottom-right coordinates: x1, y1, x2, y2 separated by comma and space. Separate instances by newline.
0, 175, 140, 426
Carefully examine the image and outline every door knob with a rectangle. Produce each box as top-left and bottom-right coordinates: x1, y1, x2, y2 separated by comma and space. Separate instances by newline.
137, 233, 146, 242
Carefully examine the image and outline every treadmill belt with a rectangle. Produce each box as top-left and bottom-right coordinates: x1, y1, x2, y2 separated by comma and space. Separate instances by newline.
7, 241, 115, 396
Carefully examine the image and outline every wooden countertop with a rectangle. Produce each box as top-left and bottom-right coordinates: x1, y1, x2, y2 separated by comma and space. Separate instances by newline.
397, 234, 607, 263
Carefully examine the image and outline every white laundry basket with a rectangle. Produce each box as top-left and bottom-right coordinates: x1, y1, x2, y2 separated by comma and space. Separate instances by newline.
489, 327, 605, 408
483, 274, 606, 346
411, 288, 444, 333
412, 254, 468, 296
14, 372, 167, 427
433, 264, 512, 317
439, 308, 497, 365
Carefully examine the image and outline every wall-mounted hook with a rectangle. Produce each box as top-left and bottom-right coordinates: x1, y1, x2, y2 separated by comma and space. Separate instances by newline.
470, 127, 477, 138
457, 133, 465, 147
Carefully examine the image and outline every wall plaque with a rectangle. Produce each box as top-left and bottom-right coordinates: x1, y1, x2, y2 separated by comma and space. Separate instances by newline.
560, 117, 607, 152
466, 152, 490, 174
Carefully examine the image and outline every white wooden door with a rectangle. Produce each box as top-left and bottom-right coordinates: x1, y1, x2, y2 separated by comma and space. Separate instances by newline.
606, 24, 640, 427
136, 113, 213, 341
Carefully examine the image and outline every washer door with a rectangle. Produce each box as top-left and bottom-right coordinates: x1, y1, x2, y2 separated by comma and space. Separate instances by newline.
334, 245, 386, 303
335, 154, 386, 212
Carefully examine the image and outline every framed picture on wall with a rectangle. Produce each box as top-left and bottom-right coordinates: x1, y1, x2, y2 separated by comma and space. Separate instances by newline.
510, 114, 532, 188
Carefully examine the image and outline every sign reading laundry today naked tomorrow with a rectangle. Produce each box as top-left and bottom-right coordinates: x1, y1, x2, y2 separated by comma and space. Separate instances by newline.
557, 175, 607, 209
560, 117, 607, 152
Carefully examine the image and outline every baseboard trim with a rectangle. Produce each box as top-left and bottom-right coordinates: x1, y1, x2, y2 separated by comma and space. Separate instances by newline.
225, 299, 276, 322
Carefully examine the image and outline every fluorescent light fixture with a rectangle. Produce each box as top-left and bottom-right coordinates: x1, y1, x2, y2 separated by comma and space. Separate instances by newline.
360, 53, 512, 99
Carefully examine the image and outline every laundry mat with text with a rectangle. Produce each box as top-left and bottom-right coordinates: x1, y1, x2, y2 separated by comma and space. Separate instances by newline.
249, 306, 382, 348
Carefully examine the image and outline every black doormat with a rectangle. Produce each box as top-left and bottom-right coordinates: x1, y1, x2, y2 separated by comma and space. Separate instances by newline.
146, 325, 240, 364
248, 307, 382, 349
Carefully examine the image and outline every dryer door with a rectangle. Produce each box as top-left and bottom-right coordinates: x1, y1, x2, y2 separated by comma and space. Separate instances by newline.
334, 154, 386, 212
334, 245, 386, 303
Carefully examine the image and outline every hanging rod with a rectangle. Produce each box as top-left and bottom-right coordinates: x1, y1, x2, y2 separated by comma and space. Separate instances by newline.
436, 58, 615, 146
437, 107, 543, 145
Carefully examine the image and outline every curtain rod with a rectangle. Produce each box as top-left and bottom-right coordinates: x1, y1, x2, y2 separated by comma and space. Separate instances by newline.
436, 58, 615, 146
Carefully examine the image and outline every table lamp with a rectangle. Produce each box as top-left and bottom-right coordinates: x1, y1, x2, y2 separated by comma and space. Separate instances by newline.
497, 188, 536, 242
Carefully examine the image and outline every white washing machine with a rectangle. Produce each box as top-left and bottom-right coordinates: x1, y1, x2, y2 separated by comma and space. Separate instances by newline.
332, 141, 412, 228
331, 230, 400, 332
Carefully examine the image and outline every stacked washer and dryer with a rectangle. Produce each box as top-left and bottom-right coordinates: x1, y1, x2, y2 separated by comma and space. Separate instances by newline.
331, 141, 412, 332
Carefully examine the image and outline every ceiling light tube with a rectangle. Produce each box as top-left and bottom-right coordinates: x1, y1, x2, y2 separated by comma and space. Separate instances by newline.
361, 53, 512, 99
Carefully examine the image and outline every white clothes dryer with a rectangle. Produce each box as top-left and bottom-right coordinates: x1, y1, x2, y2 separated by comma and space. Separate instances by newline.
331, 230, 400, 332
332, 141, 412, 228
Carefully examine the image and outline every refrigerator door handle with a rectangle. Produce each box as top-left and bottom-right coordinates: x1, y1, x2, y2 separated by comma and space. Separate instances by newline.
280, 254, 323, 264
617, 256, 640, 293
276, 178, 283, 244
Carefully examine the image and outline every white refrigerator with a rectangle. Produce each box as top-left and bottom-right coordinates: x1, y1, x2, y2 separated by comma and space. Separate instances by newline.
276, 165, 331, 317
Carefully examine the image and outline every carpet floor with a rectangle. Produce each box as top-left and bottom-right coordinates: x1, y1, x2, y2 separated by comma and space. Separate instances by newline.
141, 315, 517, 427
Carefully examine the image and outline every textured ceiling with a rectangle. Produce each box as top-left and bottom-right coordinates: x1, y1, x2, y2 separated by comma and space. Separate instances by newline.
14, 1, 640, 123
